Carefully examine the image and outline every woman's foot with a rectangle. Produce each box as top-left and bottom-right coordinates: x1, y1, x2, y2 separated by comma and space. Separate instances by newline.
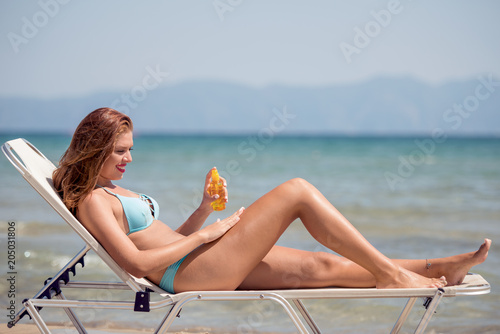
376, 267, 447, 289
426, 238, 491, 286
375, 239, 491, 289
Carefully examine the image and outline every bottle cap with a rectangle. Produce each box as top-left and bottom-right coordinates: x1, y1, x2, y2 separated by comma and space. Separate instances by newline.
211, 168, 220, 182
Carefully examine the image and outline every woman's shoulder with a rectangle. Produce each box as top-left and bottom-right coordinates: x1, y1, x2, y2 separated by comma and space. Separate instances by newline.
80, 188, 111, 209
78, 188, 116, 221
97, 185, 137, 197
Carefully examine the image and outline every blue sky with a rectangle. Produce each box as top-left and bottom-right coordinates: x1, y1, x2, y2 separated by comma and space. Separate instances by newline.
0, 0, 499, 99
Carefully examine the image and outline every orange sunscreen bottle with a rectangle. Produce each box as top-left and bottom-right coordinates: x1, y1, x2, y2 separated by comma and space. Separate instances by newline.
209, 168, 226, 211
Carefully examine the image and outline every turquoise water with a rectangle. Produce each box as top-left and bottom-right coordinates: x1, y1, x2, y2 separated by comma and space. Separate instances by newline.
0, 134, 499, 333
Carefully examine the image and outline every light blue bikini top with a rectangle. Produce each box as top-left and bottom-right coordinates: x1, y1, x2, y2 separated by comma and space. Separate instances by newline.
98, 186, 160, 235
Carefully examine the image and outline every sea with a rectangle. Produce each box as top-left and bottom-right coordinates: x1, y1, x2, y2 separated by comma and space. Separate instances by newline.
0, 134, 499, 333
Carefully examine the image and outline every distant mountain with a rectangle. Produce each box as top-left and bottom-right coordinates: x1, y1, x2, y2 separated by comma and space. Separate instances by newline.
1, 76, 499, 136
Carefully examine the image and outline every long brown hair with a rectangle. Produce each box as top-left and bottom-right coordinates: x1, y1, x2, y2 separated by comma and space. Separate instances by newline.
53, 108, 133, 214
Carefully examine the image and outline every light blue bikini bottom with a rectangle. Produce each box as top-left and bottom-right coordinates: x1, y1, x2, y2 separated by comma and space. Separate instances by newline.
159, 255, 188, 294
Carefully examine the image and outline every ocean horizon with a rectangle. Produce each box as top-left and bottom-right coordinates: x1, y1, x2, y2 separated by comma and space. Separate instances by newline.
0, 133, 498, 333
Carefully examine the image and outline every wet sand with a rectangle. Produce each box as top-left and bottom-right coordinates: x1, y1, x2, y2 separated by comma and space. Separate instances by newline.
0, 323, 210, 333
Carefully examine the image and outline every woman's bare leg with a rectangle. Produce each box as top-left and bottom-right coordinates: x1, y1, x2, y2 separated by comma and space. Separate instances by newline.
396, 238, 491, 286
239, 239, 490, 289
175, 179, 449, 292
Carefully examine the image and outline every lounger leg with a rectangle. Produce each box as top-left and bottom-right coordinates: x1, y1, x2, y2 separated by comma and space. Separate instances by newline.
24, 299, 51, 334
154, 293, 311, 334
56, 291, 88, 334
292, 299, 322, 334
413, 288, 445, 334
154, 304, 179, 334
390, 297, 417, 334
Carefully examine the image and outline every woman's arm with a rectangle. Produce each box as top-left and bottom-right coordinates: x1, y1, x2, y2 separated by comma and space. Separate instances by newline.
176, 167, 228, 236
176, 206, 213, 236
78, 190, 241, 278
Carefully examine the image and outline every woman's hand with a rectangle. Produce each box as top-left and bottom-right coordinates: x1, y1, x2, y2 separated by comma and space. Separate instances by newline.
177, 167, 230, 237
200, 167, 228, 212
198, 207, 245, 243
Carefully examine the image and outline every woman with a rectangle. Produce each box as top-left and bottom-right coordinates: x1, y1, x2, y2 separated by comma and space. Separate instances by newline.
53, 108, 490, 294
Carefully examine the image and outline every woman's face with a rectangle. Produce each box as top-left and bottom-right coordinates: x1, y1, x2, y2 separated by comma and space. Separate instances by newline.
98, 130, 134, 184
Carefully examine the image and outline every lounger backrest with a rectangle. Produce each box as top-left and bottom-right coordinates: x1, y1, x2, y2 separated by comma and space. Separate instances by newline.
2, 138, 147, 292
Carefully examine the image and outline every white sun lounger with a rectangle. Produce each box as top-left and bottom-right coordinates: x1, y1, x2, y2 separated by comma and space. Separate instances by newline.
2, 138, 491, 334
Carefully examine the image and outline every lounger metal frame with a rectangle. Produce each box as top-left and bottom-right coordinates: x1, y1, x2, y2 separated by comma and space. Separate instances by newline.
2, 138, 491, 334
